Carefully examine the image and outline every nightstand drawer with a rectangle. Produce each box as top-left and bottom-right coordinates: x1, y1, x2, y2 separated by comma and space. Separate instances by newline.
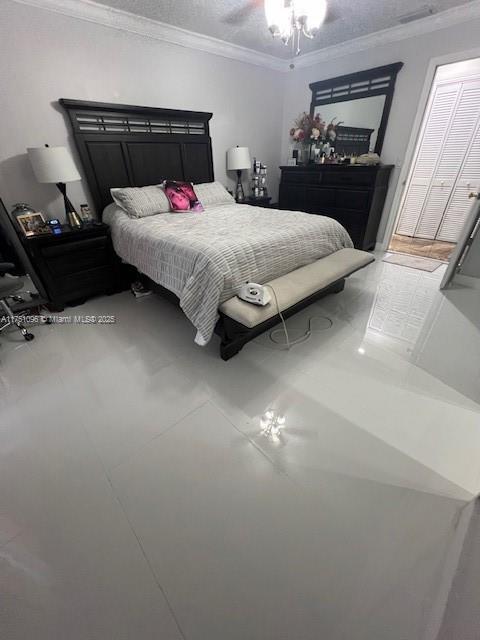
41, 236, 108, 258
55, 266, 115, 296
43, 238, 110, 277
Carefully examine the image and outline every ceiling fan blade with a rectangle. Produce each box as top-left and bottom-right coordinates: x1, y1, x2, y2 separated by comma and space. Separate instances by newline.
223, 0, 263, 26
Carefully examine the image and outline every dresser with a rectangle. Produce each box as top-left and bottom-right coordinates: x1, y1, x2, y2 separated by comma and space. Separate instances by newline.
279, 164, 393, 250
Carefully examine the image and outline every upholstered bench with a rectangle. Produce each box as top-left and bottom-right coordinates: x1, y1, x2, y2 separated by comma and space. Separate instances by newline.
216, 248, 375, 360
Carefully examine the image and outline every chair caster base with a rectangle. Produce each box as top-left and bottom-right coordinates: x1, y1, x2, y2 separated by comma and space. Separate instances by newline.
18, 324, 34, 341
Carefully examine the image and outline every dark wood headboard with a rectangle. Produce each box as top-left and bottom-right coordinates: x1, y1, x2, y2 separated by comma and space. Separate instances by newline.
60, 99, 214, 216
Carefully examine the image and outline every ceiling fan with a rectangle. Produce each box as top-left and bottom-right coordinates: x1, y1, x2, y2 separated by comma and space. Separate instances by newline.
224, 0, 337, 54
223, 0, 265, 26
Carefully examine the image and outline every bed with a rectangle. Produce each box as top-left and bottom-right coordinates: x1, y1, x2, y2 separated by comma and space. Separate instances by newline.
61, 99, 373, 359
103, 199, 353, 346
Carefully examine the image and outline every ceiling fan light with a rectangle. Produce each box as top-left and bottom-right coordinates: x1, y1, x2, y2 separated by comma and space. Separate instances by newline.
265, 0, 292, 38
264, 0, 283, 28
296, 14, 308, 27
298, 0, 328, 31
265, 0, 327, 53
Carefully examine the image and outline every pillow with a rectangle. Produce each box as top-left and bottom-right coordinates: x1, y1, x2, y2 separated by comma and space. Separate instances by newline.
194, 181, 235, 207
164, 181, 204, 212
110, 184, 170, 218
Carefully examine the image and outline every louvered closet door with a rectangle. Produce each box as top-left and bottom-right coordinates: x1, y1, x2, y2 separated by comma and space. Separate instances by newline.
396, 83, 460, 236
416, 79, 480, 239
437, 86, 480, 241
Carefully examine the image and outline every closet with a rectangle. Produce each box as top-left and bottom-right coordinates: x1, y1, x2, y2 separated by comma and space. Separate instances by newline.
396, 71, 480, 242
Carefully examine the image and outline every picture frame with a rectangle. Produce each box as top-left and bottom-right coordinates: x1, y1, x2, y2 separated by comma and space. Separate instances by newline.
16, 211, 49, 237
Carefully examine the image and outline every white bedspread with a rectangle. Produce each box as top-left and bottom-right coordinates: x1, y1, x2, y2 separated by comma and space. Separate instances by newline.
104, 202, 353, 344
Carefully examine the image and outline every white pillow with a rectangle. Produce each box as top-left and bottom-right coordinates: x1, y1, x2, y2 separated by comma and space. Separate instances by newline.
194, 181, 235, 207
110, 184, 170, 218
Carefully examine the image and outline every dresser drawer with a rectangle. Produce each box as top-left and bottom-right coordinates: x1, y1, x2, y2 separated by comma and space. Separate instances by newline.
305, 187, 336, 211
336, 189, 371, 211
279, 184, 306, 210
282, 171, 313, 184
321, 170, 376, 187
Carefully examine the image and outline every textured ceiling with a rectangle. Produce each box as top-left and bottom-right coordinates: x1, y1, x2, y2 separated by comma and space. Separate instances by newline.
96, 0, 475, 59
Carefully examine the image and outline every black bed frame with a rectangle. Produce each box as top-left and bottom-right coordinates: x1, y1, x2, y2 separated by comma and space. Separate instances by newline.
60, 99, 346, 360
59, 99, 214, 212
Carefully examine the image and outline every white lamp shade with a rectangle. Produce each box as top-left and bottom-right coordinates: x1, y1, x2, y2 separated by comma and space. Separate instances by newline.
227, 146, 251, 171
27, 146, 81, 183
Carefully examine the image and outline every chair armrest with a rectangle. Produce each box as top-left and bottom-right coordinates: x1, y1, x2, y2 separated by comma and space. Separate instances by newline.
0, 262, 15, 275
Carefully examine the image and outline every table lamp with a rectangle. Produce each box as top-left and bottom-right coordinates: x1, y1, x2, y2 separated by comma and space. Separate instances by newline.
27, 145, 83, 228
227, 146, 251, 202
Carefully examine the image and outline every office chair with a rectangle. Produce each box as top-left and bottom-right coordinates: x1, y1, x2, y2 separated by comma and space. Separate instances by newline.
0, 262, 34, 341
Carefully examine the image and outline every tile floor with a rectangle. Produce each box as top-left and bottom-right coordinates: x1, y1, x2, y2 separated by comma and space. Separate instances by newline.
0, 255, 479, 639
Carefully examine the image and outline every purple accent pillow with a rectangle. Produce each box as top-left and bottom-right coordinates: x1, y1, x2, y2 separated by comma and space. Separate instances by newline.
164, 181, 204, 212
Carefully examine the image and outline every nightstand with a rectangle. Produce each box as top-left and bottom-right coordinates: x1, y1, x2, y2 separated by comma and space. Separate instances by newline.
22, 223, 121, 310
243, 196, 273, 208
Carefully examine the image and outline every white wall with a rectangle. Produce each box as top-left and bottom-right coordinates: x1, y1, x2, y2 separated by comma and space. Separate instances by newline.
282, 17, 480, 267
461, 238, 480, 277
0, 0, 285, 220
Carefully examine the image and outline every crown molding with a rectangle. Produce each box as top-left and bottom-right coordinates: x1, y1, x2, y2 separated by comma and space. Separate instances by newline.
292, 0, 480, 69
11, 0, 480, 73
11, 0, 288, 72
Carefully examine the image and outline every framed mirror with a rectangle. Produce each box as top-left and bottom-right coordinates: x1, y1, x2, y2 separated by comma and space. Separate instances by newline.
309, 62, 403, 157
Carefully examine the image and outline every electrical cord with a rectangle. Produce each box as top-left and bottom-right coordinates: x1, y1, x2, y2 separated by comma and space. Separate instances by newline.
263, 284, 333, 350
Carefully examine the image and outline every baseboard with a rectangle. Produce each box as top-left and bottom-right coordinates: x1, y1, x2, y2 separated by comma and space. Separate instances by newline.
455, 274, 480, 289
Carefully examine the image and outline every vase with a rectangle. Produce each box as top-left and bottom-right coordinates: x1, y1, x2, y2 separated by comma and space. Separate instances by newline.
295, 146, 310, 166
308, 143, 317, 164
293, 145, 303, 165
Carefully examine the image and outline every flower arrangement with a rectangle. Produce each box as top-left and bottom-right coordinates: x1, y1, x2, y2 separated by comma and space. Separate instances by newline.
290, 112, 341, 151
